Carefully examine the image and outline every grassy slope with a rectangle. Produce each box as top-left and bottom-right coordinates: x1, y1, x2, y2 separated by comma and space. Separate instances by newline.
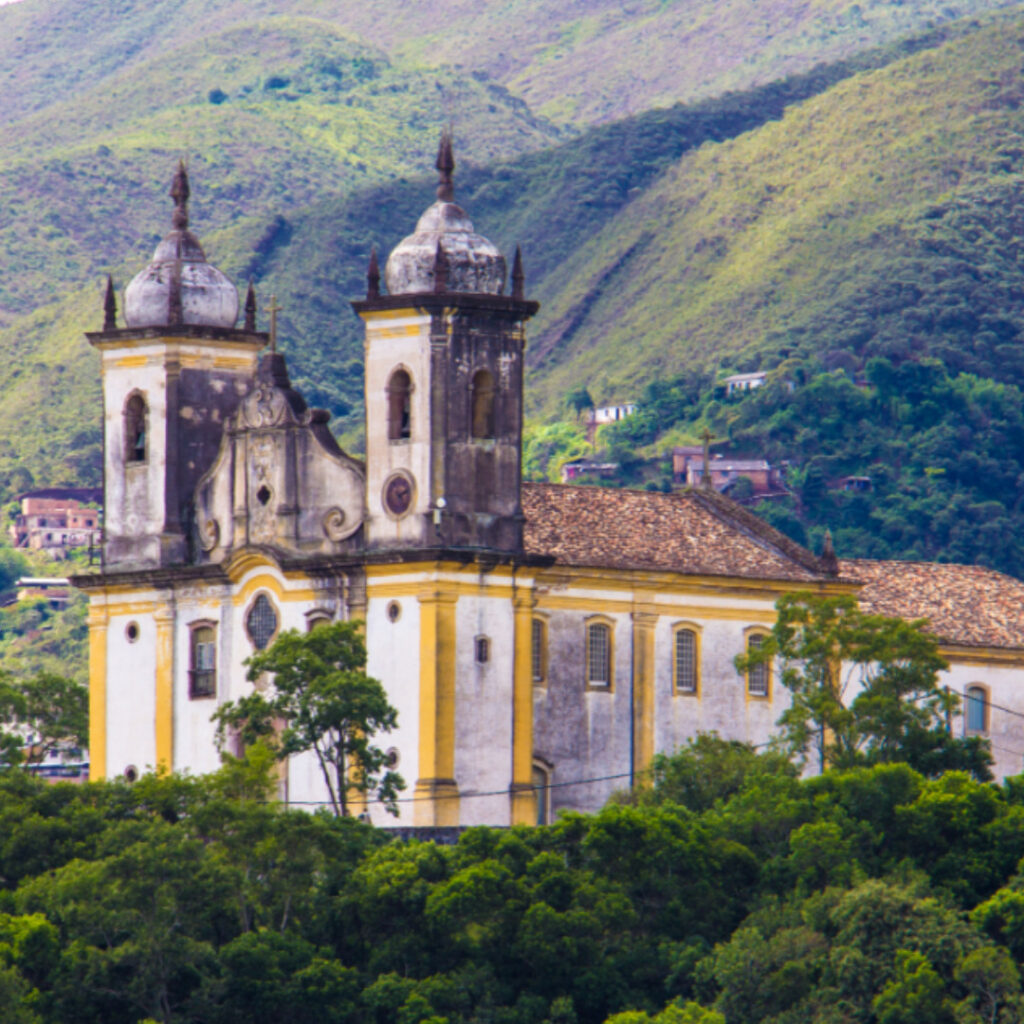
525, 11, 1024, 414
0, 0, 1016, 129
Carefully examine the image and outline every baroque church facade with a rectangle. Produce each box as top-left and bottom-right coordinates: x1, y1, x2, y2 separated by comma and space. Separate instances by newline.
76, 138, 1024, 826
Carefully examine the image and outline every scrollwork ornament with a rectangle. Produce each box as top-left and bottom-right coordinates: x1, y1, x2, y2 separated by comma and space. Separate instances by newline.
323, 506, 348, 541
198, 517, 220, 552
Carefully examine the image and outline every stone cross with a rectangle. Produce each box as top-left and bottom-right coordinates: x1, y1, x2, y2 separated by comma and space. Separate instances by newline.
267, 295, 282, 353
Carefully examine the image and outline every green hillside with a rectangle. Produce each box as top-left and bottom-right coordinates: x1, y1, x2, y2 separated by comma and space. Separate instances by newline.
6, 1, 1024, 573
525, 15, 1024, 411
0, 0, 1015, 129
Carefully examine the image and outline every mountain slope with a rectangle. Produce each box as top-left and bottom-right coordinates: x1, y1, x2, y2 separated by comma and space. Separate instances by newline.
0, 0, 1017, 129
524, 11, 1024, 413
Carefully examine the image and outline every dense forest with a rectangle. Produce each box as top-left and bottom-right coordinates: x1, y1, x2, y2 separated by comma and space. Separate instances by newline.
2, 744, 1024, 1023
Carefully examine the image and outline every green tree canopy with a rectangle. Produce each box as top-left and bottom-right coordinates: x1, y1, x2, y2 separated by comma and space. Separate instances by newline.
736, 592, 992, 779
213, 621, 404, 817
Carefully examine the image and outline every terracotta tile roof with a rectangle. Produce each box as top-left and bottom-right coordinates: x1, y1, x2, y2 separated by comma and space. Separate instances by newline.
521, 482, 835, 582
841, 558, 1024, 650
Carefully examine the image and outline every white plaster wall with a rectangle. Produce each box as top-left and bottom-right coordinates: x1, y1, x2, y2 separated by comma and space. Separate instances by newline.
453, 592, 516, 826
102, 347, 170, 540
656, 615, 788, 756
364, 314, 434, 545
534, 608, 634, 815
172, 586, 230, 777
105, 608, 158, 778
365, 592, 421, 824
941, 662, 1024, 781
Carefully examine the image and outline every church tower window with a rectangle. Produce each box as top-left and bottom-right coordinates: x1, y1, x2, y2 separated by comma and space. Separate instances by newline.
471, 369, 496, 439
124, 393, 147, 463
387, 369, 412, 441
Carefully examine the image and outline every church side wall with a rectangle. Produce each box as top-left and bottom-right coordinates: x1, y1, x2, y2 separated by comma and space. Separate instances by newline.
102, 598, 159, 779
452, 592, 515, 826
941, 658, 1024, 781
533, 580, 789, 816
365, 590, 422, 825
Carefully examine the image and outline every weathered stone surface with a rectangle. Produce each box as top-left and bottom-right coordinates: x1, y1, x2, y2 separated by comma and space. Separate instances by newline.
194, 353, 365, 560
384, 200, 507, 296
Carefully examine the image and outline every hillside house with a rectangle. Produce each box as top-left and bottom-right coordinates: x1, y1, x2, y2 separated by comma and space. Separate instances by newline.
10, 488, 103, 557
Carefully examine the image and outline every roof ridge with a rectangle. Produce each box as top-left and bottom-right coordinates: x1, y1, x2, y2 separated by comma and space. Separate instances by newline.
684, 486, 834, 578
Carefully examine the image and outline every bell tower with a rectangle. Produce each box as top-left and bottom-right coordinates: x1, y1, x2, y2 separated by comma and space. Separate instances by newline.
86, 163, 266, 570
352, 132, 538, 553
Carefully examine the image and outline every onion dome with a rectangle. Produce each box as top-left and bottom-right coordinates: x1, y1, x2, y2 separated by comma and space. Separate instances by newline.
384, 131, 507, 296
123, 162, 239, 329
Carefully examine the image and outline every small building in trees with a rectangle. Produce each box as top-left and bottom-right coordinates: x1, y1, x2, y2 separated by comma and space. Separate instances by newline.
73, 143, 1024, 828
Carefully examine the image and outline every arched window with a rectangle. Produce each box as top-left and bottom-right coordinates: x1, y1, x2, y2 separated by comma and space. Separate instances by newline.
586, 620, 613, 689
746, 632, 770, 697
124, 393, 147, 463
965, 685, 988, 733
387, 369, 412, 441
470, 369, 495, 439
189, 621, 216, 699
674, 627, 698, 695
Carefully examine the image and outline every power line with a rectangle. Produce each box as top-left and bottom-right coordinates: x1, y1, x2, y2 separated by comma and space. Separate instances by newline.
283, 770, 636, 807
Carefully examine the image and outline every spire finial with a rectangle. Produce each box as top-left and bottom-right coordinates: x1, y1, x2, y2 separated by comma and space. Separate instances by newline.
103, 275, 117, 331
436, 128, 455, 203
511, 245, 524, 300
820, 529, 839, 575
267, 294, 282, 353
433, 241, 448, 293
367, 246, 380, 299
244, 280, 257, 332
170, 159, 190, 230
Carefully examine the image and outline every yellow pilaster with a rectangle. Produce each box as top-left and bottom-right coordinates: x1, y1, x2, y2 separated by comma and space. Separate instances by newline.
87, 602, 109, 781
154, 604, 175, 774
510, 589, 536, 825
413, 589, 460, 826
632, 610, 658, 786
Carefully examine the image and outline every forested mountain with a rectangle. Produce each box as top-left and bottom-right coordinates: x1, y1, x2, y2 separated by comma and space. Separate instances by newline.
5, 0, 1024, 573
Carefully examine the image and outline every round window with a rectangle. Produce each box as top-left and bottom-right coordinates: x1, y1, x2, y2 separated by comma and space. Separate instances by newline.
125, 622, 140, 643
387, 601, 402, 623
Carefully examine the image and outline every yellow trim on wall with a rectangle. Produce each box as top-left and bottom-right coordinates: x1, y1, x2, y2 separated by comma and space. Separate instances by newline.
511, 591, 536, 825
939, 645, 1024, 667
87, 603, 109, 781
413, 590, 460, 826
111, 355, 152, 369
633, 611, 657, 784
154, 605, 175, 774
537, 595, 777, 620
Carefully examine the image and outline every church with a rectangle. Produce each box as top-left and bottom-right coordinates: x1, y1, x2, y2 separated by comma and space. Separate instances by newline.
75, 135, 1024, 826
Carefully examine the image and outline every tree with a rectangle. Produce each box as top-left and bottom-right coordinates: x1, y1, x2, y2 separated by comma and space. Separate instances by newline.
565, 386, 595, 420
735, 593, 991, 778
0, 671, 88, 768
213, 622, 404, 817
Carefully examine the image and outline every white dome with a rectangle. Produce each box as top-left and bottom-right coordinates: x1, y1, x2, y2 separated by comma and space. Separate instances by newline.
123, 163, 239, 329
384, 200, 506, 296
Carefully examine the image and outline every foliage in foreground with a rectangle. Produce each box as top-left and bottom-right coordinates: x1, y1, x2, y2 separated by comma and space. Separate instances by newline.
0, 745, 1024, 1023
213, 621, 404, 817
